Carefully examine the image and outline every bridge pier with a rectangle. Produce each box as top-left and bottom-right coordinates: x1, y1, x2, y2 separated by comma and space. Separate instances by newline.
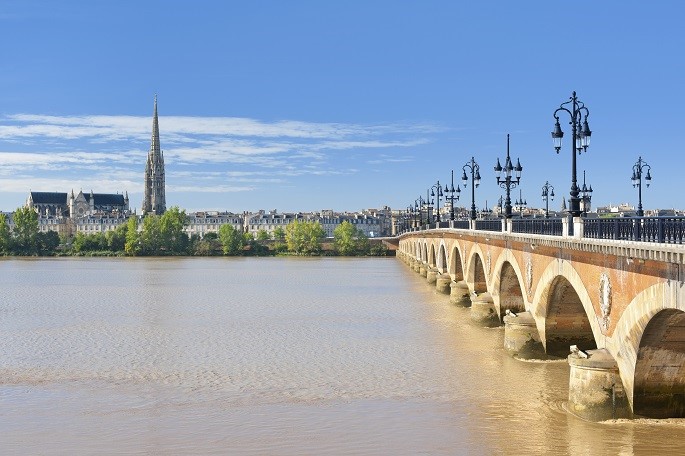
567, 349, 632, 421
503, 311, 546, 359
470, 292, 499, 327
426, 268, 438, 285
419, 264, 428, 278
435, 274, 451, 294
449, 280, 471, 306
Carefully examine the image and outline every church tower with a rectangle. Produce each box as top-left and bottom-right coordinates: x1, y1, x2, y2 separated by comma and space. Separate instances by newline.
143, 95, 166, 215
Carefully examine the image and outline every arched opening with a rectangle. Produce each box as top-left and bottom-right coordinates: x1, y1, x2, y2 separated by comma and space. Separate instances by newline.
414, 242, 420, 259
498, 262, 525, 319
429, 244, 436, 267
472, 254, 487, 294
422, 243, 428, 263
543, 276, 597, 357
437, 245, 447, 272
633, 309, 685, 418
450, 246, 464, 281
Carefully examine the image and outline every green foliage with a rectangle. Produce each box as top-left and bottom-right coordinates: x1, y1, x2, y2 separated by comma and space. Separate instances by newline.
369, 242, 389, 256
11, 206, 40, 255
333, 220, 369, 256
256, 229, 270, 241
218, 224, 244, 255
106, 223, 128, 251
124, 216, 140, 255
0, 213, 10, 254
37, 231, 60, 255
285, 220, 325, 255
273, 226, 286, 241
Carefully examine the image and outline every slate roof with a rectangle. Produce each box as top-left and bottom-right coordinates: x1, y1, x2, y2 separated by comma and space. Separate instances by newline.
30, 192, 68, 205
85, 193, 126, 206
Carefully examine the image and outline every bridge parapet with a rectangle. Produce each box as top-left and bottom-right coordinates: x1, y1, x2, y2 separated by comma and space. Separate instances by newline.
397, 225, 685, 420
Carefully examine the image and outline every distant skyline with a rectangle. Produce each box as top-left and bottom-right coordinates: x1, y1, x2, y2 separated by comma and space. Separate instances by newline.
1, 1, 684, 214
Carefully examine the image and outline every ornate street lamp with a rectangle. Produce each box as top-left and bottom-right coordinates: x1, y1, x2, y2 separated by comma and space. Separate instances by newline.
430, 181, 443, 224
631, 156, 652, 217
462, 157, 481, 220
414, 197, 425, 227
494, 134, 523, 219
444, 170, 461, 221
580, 170, 593, 215
541, 181, 555, 218
515, 189, 527, 214
552, 91, 592, 217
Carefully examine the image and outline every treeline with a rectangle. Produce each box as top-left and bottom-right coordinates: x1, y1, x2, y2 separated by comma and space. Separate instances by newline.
0, 206, 388, 257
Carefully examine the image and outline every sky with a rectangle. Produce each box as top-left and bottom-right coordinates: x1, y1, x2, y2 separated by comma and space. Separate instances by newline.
1, 1, 684, 214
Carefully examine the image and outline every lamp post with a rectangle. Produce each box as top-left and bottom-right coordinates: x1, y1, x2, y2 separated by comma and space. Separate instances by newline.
551, 91, 592, 217
444, 170, 461, 221
414, 197, 425, 227
541, 181, 555, 218
430, 181, 443, 224
515, 189, 527, 214
580, 170, 593, 215
462, 157, 481, 220
631, 156, 652, 217
494, 134, 523, 219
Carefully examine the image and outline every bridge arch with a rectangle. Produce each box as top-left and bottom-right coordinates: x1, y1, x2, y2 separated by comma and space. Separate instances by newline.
449, 244, 465, 281
608, 282, 685, 417
437, 242, 447, 273
533, 260, 599, 357
428, 243, 437, 268
466, 244, 488, 294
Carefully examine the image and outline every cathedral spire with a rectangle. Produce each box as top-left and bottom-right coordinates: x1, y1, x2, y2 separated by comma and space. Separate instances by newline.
143, 95, 166, 215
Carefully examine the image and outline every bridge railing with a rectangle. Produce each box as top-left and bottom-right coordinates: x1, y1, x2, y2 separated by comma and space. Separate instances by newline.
584, 217, 685, 244
401, 216, 685, 244
511, 218, 564, 236
474, 219, 502, 232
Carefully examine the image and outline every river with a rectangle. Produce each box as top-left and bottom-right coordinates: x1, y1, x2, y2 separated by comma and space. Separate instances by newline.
1, 257, 683, 455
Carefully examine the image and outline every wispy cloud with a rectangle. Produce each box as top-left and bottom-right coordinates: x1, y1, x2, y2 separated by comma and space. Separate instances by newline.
0, 113, 445, 207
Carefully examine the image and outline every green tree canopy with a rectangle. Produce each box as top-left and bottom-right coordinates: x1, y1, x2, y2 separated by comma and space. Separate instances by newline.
219, 224, 244, 255
0, 213, 11, 254
285, 220, 325, 255
12, 206, 39, 255
333, 220, 369, 256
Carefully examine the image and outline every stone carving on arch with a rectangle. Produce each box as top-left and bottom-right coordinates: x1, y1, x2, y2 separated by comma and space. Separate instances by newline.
599, 272, 612, 331
525, 259, 533, 298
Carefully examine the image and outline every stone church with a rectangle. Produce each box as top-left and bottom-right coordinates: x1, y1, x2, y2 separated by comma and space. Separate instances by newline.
24, 96, 167, 235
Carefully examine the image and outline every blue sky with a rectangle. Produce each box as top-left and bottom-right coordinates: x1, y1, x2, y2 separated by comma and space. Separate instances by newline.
1, 1, 684, 214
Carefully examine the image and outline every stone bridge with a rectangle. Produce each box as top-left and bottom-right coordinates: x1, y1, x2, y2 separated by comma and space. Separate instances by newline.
395, 227, 685, 421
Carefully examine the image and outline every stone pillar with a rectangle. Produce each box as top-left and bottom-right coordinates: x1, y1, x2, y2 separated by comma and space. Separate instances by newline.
503, 311, 545, 359
419, 264, 428, 278
470, 292, 499, 327
435, 274, 451, 294
426, 268, 438, 285
573, 217, 584, 239
413, 261, 421, 273
449, 280, 471, 307
567, 348, 632, 421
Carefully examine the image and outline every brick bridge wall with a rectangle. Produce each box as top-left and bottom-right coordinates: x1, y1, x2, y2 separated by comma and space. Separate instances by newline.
398, 229, 685, 415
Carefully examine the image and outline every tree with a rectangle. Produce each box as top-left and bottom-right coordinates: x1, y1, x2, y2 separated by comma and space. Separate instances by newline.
12, 206, 39, 255
256, 229, 270, 241
0, 213, 10, 254
273, 226, 286, 241
37, 231, 60, 255
105, 223, 128, 252
285, 220, 325, 255
160, 206, 189, 254
333, 220, 369, 256
218, 224, 244, 255
124, 216, 140, 255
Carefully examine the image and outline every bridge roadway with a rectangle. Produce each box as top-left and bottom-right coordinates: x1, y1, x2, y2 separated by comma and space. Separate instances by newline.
387, 221, 684, 421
